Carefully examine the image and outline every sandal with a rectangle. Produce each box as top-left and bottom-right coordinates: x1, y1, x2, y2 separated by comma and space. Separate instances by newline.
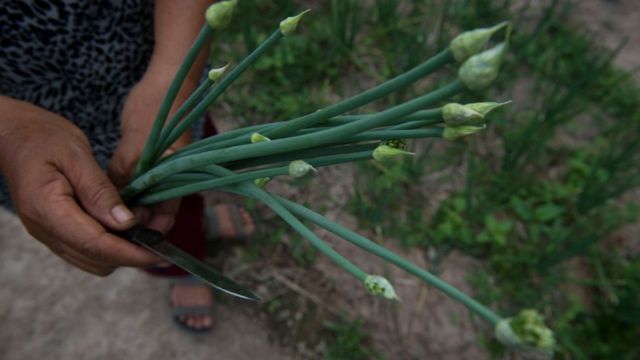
169, 276, 214, 334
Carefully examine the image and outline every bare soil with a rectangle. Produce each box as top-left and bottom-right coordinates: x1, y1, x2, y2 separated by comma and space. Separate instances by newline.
0, 1, 638, 359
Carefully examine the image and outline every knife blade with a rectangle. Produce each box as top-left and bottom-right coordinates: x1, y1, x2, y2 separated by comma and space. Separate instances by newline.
115, 226, 261, 302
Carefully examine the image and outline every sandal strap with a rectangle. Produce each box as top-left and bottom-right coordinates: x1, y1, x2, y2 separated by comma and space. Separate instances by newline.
170, 305, 213, 316
204, 206, 219, 241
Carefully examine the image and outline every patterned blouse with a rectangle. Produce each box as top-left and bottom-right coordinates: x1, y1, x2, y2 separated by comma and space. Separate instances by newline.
0, 0, 155, 209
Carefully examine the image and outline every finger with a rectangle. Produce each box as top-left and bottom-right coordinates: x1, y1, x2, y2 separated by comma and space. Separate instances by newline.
41, 239, 115, 276
51, 239, 117, 275
59, 149, 135, 231
60, 252, 115, 277
132, 207, 151, 225
38, 185, 163, 267
107, 146, 136, 189
147, 213, 175, 234
147, 198, 181, 234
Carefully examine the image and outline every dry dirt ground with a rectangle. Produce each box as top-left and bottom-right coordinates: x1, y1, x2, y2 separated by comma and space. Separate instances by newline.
1, 1, 638, 359
0, 207, 292, 360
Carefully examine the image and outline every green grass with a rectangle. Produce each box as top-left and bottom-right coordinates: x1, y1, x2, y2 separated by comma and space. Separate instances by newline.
324, 317, 383, 360
207, 0, 639, 358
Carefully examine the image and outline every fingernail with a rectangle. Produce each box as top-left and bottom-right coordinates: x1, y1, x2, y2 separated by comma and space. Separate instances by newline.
111, 204, 135, 224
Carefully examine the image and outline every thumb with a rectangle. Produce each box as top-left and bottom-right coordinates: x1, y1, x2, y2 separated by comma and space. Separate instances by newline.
61, 151, 136, 231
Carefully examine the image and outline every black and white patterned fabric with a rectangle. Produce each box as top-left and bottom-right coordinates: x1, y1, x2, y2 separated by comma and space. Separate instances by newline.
0, 0, 155, 209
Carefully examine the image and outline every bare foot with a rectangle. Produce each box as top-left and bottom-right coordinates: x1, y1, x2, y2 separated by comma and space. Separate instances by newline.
170, 280, 214, 331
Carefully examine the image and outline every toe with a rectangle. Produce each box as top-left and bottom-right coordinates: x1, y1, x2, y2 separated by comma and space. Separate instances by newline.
202, 315, 213, 328
187, 316, 198, 328
240, 208, 255, 234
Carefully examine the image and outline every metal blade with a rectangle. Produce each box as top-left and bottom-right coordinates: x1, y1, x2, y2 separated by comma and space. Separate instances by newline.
116, 226, 261, 302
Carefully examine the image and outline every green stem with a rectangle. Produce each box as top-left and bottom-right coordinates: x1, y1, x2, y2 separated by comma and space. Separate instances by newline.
206, 166, 368, 281
224, 143, 378, 170
122, 81, 464, 198
327, 108, 442, 126
155, 77, 214, 156
133, 151, 373, 204
260, 49, 454, 140
168, 122, 275, 160
390, 118, 442, 130
348, 128, 443, 142
158, 29, 284, 156
206, 50, 453, 152
275, 196, 503, 326
290, 128, 443, 144
136, 25, 213, 175
167, 108, 442, 162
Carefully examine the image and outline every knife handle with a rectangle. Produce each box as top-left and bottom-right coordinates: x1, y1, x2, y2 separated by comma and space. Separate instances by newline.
113, 225, 164, 247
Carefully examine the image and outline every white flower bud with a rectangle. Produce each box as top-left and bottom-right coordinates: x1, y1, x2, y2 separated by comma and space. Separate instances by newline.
443, 125, 486, 141
288, 160, 316, 178
372, 144, 414, 161
364, 275, 399, 300
443, 101, 511, 126
208, 64, 230, 81
495, 309, 555, 359
205, 0, 238, 30
450, 22, 510, 62
458, 43, 506, 91
279, 9, 311, 36
250, 132, 271, 143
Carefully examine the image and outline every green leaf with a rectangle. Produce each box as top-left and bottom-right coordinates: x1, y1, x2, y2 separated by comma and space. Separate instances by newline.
511, 196, 533, 221
534, 203, 565, 222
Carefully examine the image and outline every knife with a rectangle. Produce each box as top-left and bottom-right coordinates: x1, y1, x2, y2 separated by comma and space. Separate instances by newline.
115, 226, 261, 302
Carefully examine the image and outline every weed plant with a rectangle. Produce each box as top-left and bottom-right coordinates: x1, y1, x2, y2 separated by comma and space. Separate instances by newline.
199, 0, 638, 358
345, 1, 639, 358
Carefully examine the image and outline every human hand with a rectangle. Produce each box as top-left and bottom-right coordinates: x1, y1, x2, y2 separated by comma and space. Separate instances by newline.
108, 75, 192, 233
0, 97, 163, 276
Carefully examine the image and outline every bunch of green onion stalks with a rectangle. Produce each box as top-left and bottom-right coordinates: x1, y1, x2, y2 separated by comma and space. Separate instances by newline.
124, 1, 555, 357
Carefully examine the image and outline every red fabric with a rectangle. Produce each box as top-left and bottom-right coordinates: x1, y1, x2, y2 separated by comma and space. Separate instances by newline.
145, 116, 218, 277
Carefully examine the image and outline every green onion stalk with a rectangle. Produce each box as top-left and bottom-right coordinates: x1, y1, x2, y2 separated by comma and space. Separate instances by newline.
122, 80, 464, 198
127, 2, 553, 356
164, 107, 444, 160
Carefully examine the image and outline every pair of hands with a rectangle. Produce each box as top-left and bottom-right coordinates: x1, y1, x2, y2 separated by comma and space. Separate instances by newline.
0, 75, 190, 276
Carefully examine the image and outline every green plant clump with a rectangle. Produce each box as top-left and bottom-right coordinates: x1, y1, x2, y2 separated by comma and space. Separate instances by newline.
125, 1, 554, 357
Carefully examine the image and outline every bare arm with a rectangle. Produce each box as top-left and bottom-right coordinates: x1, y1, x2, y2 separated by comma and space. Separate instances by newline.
108, 0, 213, 232
109, 0, 212, 186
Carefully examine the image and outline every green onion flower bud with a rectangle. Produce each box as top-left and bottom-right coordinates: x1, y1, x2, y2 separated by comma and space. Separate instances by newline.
289, 160, 316, 178
254, 177, 272, 187
372, 144, 414, 161
443, 125, 486, 141
208, 64, 230, 81
443, 101, 511, 126
364, 275, 399, 300
205, 0, 238, 30
384, 139, 407, 150
279, 9, 311, 36
450, 22, 510, 62
250, 132, 271, 143
458, 42, 507, 91
495, 309, 555, 358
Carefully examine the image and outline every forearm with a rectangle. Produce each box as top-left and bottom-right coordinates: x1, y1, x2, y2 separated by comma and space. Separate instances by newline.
143, 0, 212, 99
0, 96, 85, 174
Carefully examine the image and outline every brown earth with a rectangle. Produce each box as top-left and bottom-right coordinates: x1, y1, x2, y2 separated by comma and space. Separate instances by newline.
1, 1, 638, 359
